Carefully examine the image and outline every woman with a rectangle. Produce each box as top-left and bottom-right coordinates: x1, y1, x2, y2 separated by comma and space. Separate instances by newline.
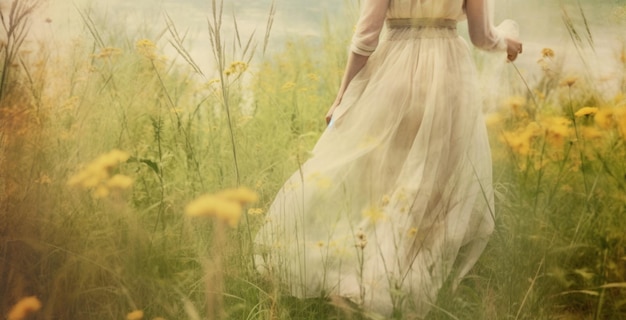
255, 0, 522, 317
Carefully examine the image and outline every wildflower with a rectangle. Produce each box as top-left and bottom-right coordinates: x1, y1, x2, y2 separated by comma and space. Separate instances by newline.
542, 117, 571, 147
500, 122, 541, 155
127, 310, 144, 320
362, 205, 386, 222
136, 39, 157, 60
316, 241, 325, 248
281, 81, 296, 90
216, 187, 259, 204
594, 108, 614, 129
485, 113, 503, 128
185, 187, 259, 228
307, 73, 320, 82
560, 75, 578, 87
503, 96, 526, 110
408, 227, 418, 237
355, 230, 368, 249
574, 107, 598, 118
381, 194, 391, 206
8, 296, 42, 320
541, 48, 555, 58
582, 127, 603, 140
67, 149, 132, 198
224, 61, 248, 76
95, 47, 123, 59
247, 208, 264, 216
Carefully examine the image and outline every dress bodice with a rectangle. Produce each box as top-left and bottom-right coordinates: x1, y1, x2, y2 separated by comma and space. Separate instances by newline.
387, 0, 466, 20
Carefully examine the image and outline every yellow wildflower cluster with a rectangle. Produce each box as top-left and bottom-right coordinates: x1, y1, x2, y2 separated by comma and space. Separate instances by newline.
8, 296, 42, 320
127, 310, 144, 320
94, 47, 123, 59
541, 48, 555, 59
574, 107, 598, 118
185, 187, 259, 227
224, 61, 248, 76
136, 39, 157, 60
67, 149, 133, 198
500, 122, 542, 155
362, 205, 386, 222
541, 116, 572, 147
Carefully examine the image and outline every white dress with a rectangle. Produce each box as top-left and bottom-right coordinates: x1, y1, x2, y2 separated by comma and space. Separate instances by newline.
255, 0, 517, 317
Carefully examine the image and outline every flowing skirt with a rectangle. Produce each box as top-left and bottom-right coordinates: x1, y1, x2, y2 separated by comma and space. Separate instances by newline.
254, 25, 495, 317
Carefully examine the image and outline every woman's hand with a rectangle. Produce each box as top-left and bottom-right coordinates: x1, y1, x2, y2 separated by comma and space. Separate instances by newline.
506, 37, 523, 62
325, 100, 340, 125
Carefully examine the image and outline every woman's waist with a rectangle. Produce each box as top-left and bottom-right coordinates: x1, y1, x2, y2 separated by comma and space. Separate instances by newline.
385, 18, 459, 39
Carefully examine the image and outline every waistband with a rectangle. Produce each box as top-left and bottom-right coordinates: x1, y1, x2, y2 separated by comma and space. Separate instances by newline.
386, 18, 457, 29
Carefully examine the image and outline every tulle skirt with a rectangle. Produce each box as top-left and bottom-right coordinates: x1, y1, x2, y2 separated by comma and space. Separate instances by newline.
254, 25, 495, 317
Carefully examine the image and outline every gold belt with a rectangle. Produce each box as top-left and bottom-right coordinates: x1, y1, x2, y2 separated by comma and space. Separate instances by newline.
386, 18, 457, 29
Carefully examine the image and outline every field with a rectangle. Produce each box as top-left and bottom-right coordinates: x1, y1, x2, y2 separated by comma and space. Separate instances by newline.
1, 0, 626, 319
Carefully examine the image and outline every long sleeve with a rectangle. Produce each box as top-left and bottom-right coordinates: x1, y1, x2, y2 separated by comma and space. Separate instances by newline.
465, 0, 518, 52
350, 0, 391, 56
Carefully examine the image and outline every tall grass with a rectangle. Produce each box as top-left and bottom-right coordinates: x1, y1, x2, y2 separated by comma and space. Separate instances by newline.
1, 0, 625, 319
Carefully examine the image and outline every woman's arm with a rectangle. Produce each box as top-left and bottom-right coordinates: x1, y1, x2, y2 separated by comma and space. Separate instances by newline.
465, 0, 522, 61
326, 0, 390, 124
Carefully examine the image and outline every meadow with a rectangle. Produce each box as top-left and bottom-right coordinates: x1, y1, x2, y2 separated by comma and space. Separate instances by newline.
1, 0, 626, 319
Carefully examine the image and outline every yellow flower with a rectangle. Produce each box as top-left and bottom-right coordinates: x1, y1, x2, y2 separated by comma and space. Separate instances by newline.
281, 81, 296, 90
560, 75, 578, 87
362, 205, 386, 222
224, 61, 248, 76
185, 187, 259, 228
247, 208, 264, 215
408, 227, 418, 237
381, 194, 391, 206
95, 47, 123, 59
127, 310, 144, 320
68, 149, 131, 197
216, 187, 259, 204
541, 48, 555, 58
136, 39, 157, 60
485, 113, 503, 128
106, 174, 133, 189
594, 108, 614, 129
500, 122, 542, 155
542, 116, 571, 147
582, 127, 603, 140
503, 95, 526, 110
574, 107, 598, 117
8, 296, 42, 320
315, 241, 325, 248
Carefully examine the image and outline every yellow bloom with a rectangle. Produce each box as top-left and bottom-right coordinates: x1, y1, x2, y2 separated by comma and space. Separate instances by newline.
247, 208, 264, 215
408, 227, 418, 237
136, 39, 157, 60
560, 75, 578, 87
68, 149, 131, 196
186, 187, 258, 228
95, 47, 123, 59
542, 116, 571, 147
216, 187, 259, 204
127, 310, 144, 320
281, 81, 296, 90
574, 107, 598, 117
541, 48, 555, 58
8, 296, 41, 320
315, 241, 325, 248
594, 108, 614, 129
500, 122, 541, 155
224, 61, 248, 76
503, 95, 526, 110
106, 174, 133, 189
362, 205, 386, 222
485, 113, 503, 128
582, 127, 603, 140
381, 194, 391, 206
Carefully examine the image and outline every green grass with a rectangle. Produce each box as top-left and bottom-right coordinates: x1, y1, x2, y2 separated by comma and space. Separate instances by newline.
1, 0, 626, 319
